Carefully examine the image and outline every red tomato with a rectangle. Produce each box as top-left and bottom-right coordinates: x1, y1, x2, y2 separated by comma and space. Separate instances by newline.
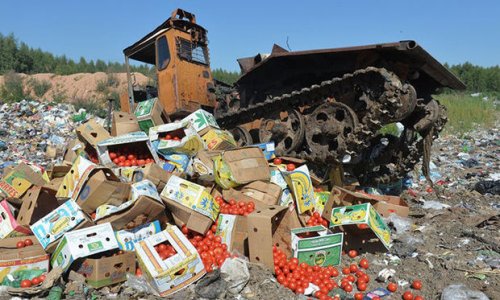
414, 296, 424, 300
372, 297, 381, 300
24, 239, 33, 246
181, 225, 189, 235
137, 159, 146, 165
343, 283, 353, 292
346, 274, 356, 282
357, 282, 367, 291
286, 163, 296, 171
38, 275, 46, 282
403, 291, 414, 300
127, 154, 135, 160
348, 250, 358, 258
273, 158, 282, 165
118, 155, 126, 162
20, 279, 32, 288
109, 152, 117, 159
91, 212, 96, 219
387, 282, 398, 292
412, 280, 422, 290
135, 268, 142, 276
354, 293, 364, 300
31, 277, 41, 286
158, 244, 167, 251
113, 158, 120, 164
130, 159, 137, 166
342, 267, 350, 275
359, 258, 369, 269
349, 264, 358, 273
173, 136, 180, 141
165, 134, 172, 140
16, 241, 25, 248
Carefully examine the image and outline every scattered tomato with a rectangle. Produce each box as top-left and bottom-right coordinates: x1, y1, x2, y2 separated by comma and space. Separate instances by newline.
135, 267, 142, 277
412, 279, 422, 290
414, 296, 424, 300
387, 282, 398, 293
31, 277, 41, 286
16, 241, 25, 248
38, 275, 46, 282
348, 249, 358, 258
349, 263, 358, 273
343, 283, 353, 292
286, 163, 296, 171
342, 267, 350, 275
359, 258, 369, 269
273, 158, 283, 165
24, 238, 33, 246
354, 293, 364, 300
402, 291, 414, 300
357, 282, 367, 291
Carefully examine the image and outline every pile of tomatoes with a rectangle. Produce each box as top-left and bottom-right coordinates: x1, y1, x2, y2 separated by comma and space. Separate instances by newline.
154, 242, 178, 260
214, 196, 255, 216
182, 224, 232, 273
109, 152, 155, 167
19, 274, 46, 288
16, 238, 34, 248
306, 212, 329, 227
160, 134, 182, 141
273, 246, 374, 300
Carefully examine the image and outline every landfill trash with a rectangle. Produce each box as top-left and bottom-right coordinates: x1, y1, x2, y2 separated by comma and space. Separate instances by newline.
220, 257, 250, 294
376, 268, 396, 282
385, 214, 412, 235
421, 200, 451, 210
440, 284, 490, 300
474, 180, 500, 195
194, 269, 227, 299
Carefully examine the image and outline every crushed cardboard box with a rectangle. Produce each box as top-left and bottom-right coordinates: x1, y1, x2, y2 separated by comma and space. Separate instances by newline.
222, 181, 282, 206
182, 109, 220, 135
0, 163, 47, 200
0, 200, 31, 239
134, 98, 170, 133
17, 186, 59, 227
135, 225, 206, 296
115, 220, 162, 251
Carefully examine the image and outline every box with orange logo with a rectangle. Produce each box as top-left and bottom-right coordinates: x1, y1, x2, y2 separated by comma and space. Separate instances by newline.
134, 225, 205, 296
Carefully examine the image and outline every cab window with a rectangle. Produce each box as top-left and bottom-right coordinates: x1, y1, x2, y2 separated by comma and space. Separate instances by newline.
156, 36, 170, 70
177, 38, 209, 65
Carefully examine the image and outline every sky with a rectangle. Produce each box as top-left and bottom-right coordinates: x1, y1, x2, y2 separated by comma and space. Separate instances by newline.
0, 0, 499, 71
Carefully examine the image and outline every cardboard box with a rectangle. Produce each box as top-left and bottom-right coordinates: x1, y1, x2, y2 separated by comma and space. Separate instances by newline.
135, 225, 206, 297
0, 236, 50, 283
182, 109, 220, 135
313, 191, 331, 215
76, 119, 111, 149
75, 251, 136, 288
0, 200, 31, 239
322, 203, 391, 252
270, 167, 294, 206
47, 165, 72, 180
17, 186, 59, 227
222, 181, 282, 206
161, 153, 191, 173
247, 205, 303, 271
96, 131, 161, 168
251, 142, 276, 160
291, 225, 343, 267
30, 199, 91, 251
149, 122, 204, 156
282, 164, 315, 213
51, 223, 120, 272
328, 187, 410, 218
63, 139, 85, 165
111, 111, 140, 136
213, 147, 270, 189
216, 214, 249, 256
201, 128, 237, 151
134, 98, 170, 133
56, 157, 130, 214
96, 195, 166, 230
132, 163, 172, 192
0, 163, 47, 199
163, 198, 213, 235
161, 175, 219, 222
115, 220, 162, 251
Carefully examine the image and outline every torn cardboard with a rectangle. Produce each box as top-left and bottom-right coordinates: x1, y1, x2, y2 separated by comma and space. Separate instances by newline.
201, 128, 237, 150
17, 186, 59, 227
247, 205, 303, 271
0, 200, 31, 238
163, 198, 213, 235
115, 220, 162, 251
222, 181, 282, 206
149, 121, 204, 156
76, 119, 111, 149
0, 163, 47, 200
182, 109, 220, 135
75, 251, 136, 288
216, 214, 249, 256
213, 147, 270, 189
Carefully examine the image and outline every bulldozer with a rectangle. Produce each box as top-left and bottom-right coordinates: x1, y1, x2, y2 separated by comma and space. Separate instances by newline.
121, 8, 465, 185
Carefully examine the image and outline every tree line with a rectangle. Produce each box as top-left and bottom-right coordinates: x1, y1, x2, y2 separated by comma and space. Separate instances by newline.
0, 33, 498, 91
0, 33, 153, 76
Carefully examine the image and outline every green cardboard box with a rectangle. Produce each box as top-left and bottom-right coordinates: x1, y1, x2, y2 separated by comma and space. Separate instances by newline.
134, 98, 169, 133
325, 203, 391, 252
291, 225, 343, 267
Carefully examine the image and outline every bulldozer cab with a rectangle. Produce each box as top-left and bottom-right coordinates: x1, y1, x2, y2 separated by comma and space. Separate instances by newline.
122, 8, 216, 119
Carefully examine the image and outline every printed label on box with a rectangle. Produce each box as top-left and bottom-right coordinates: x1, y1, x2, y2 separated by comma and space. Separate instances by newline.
115, 221, 161, 251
